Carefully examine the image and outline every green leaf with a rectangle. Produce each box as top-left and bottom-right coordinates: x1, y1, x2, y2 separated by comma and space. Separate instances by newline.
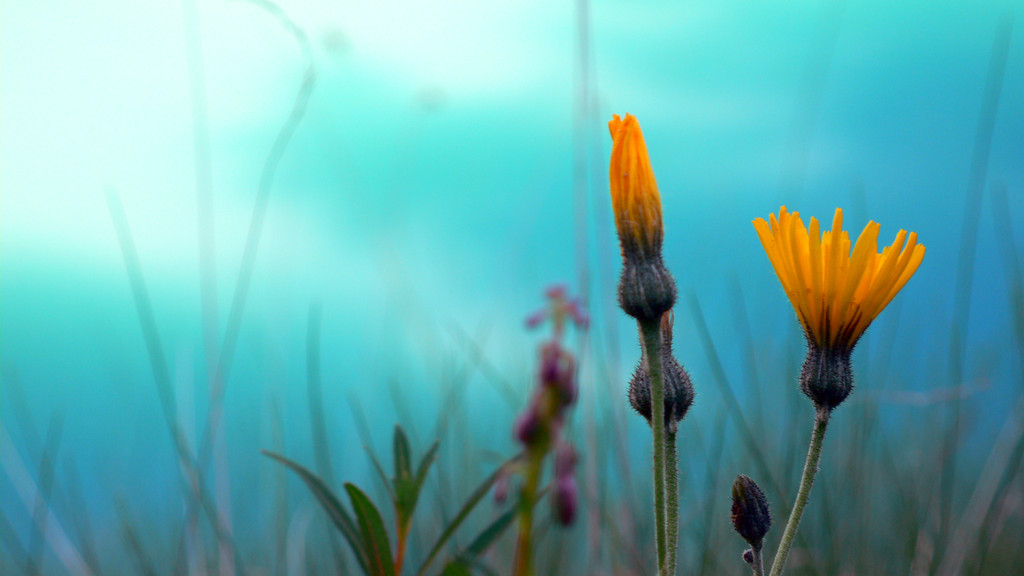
415, 440, 441, 490
437, 506, 519, 576
395, 436, 440, 533
346, 483, 395, 576
366, 446, 397, 504
393, 425, 413, 482
440, 559, 501, 576
261, 450, 370, 576
459, 505, 518, 560
439, 561, 473, 576
437, 489, 540, 576
416, 456, 518, 576
394, 477, 417, 531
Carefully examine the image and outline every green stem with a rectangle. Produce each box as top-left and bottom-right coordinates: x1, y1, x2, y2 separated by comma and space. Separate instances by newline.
768, 408, 831, 576
640, 319, 670, 575
666, 429, 679, 574
512, 450, 544, 576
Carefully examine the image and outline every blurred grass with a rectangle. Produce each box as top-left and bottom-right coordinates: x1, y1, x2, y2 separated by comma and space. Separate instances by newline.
2, 5, 1023, 576
4, 229, 1024, 574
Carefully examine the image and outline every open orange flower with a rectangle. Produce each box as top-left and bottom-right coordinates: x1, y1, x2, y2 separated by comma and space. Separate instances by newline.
753, 207, 925, 351
609, 114, 663, 261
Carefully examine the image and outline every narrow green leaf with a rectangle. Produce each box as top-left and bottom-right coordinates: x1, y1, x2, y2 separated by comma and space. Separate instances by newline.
416, 456, 517, 576
262, 450, 370, 576
398, 440, 441, 530
438, 505, 520, 576
396, 436, 440, 534
415, 440, 441, 490
440, 559, 500, 576
366, 447, 398, 504
346, 483, 395, 576
459, 505, 518, 560
394, 477, 418, 531
439, 561, 473, 576
394, 425, 413, 482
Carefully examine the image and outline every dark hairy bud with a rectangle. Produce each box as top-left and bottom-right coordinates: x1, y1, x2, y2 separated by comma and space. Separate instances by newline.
617, 257, 677, 323
800, 339, 853, 411
628, 313, 694, 433
731, 474, 771, 549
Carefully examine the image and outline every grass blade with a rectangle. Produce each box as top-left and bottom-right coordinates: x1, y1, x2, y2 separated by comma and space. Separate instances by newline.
394, 426, 413, 483
687, 293, 785, 506
416, 456, 517, 576
345, 483, 395, 576
262, 450, 370, 575
416, 441, 441, 491
939, 16, 1014, 561
28, 414, 65, 576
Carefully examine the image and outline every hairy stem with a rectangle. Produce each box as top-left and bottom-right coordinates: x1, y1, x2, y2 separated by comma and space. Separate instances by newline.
751, 545, 765, 576
640, 318, 670, 575
769, 408, 831, 576
666, 429, 679, 573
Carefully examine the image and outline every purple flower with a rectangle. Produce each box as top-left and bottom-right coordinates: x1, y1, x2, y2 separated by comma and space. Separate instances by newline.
552, 474, 578, 526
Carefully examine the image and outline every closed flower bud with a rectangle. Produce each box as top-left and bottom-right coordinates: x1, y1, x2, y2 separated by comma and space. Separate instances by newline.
618, 261, 677, 323
608, 114, 677, 322
627, 313, 694, 432
731, 475, 771, 549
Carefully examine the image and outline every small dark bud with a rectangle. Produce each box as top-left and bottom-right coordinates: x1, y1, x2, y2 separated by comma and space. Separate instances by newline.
618, 257, 677, 322
552, 474, 578, 526
513, 403, 545, 447
628, 314, 694, 433
539, 342, 577, 407
742, 549, 755, 565
800, 340, 853, 411
731, 475, 771, 549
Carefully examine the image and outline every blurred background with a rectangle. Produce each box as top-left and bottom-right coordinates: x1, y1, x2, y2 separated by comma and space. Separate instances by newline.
2, 0, 1023, 574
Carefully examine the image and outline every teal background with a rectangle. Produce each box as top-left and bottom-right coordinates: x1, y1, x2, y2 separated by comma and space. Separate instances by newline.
2, 0, 1023, 570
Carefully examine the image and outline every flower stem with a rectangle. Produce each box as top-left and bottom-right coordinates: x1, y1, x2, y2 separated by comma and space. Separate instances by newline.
666, 430, 679, 573
640, 318, 671, 575
768, 408, 831, 576
395, 525, 408, 576
750, 546, 765, 576
512, 450, 544, 576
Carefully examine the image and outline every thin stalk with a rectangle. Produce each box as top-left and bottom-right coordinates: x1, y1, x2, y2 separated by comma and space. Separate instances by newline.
512, 450, 544, 576
769, 408, 831, 576
394, 525, 408, 576
751, 546, 766, 576
640, 318, 670, 575
665, 430, 679, 574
